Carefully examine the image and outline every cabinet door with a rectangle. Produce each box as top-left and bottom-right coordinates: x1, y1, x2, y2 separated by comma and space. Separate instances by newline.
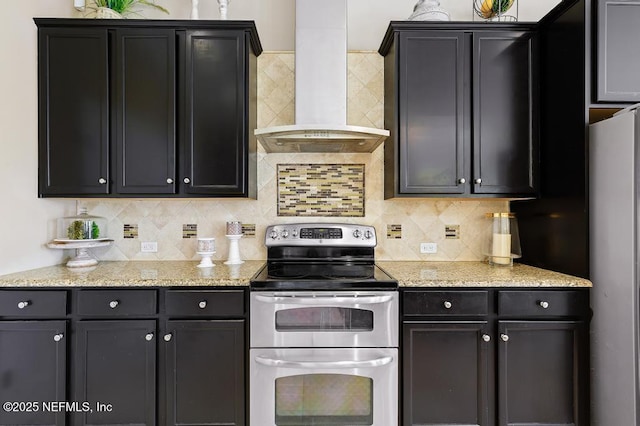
181, 30, 249, 196
73, 320, 156, 426
597, 0, 640, 102
163, 320, 245, 426
0, 321, 67, 426
403, 321, 491, 426
397, 31, 467, 194
472, 32, 537, 195
38, 28, 109, 196
498, 321, 588, 426
114, 29, 176, 194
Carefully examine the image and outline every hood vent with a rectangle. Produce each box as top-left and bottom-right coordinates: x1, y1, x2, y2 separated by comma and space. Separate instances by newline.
254, 0, 389, 153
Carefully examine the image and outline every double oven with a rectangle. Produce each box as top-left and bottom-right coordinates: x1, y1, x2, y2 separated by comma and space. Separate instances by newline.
250, 223, 399, 426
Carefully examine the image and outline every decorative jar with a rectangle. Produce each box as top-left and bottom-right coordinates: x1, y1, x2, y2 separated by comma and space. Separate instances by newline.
57, 208, 108, 241
484, 212, 521, 266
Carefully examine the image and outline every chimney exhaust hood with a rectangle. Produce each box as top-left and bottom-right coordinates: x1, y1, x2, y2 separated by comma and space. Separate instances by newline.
254, 0, 389, 153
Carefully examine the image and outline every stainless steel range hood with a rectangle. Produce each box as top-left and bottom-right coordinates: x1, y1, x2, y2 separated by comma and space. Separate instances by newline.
254, 0, 389, 153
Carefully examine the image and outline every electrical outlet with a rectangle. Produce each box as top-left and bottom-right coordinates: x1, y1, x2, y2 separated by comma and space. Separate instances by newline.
420, 242, 437, 254
140, 241, 158, 253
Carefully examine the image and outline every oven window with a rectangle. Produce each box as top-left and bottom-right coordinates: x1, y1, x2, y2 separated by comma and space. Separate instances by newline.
275, 308, 374, 332
275, 374, 373, 425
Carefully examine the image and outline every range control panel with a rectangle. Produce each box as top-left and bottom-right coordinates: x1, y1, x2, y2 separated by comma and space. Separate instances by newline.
264, 223, 377, 247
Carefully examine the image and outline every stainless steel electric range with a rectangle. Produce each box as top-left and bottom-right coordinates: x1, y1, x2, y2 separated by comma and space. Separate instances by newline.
249, 223, 399, 426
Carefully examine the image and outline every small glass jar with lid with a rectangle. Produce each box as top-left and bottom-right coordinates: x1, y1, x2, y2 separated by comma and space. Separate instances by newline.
484, 212, 521, 266
56, 207, 108, 241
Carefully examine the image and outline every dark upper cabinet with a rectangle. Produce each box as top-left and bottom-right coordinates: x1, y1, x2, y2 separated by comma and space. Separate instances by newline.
114, 29, 176, 195
38, 27, 110, 196
180, 30, 256, 197
596, 0, 640, 102
380, 23, 538, 198
35, 19, 261, 198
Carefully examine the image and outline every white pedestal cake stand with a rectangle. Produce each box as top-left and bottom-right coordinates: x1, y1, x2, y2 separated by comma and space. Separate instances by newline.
47, 239, 113, 268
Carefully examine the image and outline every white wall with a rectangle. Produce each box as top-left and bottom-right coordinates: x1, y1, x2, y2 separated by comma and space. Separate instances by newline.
0, 0, 561, 275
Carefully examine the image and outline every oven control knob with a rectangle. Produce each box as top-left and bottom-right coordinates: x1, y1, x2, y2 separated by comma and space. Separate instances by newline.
291, 229, 298, 238
364, 230, 373, 239
281, 230, 289, 238
269, 230, 278, 239
353, 229, 362, 238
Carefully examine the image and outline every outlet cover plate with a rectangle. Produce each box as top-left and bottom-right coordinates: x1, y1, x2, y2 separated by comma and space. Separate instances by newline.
420, 242, 437, 254
141, 241, 158, 253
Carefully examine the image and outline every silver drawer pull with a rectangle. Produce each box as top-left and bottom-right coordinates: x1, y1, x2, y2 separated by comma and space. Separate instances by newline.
109, 300, 119, 309
482, 334, 491, 342
17, 301, 30, 309
443, 301, 452, 309
53, 333, 64, 342
538, 301, 549, 309
164, 333, 172, 342
145, 333, 154, 341
198, 301, 207, 309
501, 333, 509, 342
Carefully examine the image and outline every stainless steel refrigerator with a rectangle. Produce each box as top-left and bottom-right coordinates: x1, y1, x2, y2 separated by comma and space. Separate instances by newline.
590, 105, 640, 425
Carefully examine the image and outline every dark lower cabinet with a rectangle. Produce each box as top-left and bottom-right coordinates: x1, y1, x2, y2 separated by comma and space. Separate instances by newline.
403, 321, 491, 426
164, 320, 245, 426
0, 321, 67, 426
498, 321, 588, 426
73, 320, 156, 426
402, 289, 590, 426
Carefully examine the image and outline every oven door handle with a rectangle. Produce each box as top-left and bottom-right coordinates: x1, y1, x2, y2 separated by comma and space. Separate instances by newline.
254, 355, 393, 369
254, 294, 394, 305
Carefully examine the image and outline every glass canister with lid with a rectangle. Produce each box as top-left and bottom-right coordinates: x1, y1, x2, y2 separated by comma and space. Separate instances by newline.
56, 207, 108, 241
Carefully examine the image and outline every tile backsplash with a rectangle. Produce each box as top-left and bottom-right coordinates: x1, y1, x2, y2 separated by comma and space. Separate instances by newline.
79, 52, 508, 263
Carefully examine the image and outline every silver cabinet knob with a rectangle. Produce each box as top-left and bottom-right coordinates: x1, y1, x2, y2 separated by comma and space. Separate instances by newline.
109, 300, 119, 309
183, 177, 191, 184
458, 178, 466, 184
501, 333, 509, 342
145, 333, 154, 341
167, 178, 174, 184
17, 301, 30, 309
539, 301, 549, 309
443, 301, 452, 309
482, 334, 491, 342
164, 333, 172, 342
98, 177, 107, 184
198, 301, 207, 309
474, 178, 482, 184
53, 333, 64, 342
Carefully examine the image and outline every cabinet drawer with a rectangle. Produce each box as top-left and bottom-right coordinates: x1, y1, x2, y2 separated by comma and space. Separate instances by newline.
403, 290, 489, 316
77, 290, 157, 317
0, 290, 67, 317
498, 290, 589, 317
165, 290, 245, 317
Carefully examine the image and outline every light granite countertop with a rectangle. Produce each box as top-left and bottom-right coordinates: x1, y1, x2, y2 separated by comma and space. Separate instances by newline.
0, 260, 591, 288
376, 261, 592, 288
0, 261, 266, 287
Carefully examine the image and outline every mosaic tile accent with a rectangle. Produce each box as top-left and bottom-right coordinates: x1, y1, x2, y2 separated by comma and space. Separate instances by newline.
242, 224, 256, 238
277, 164, 365, 217
123, 224, 138, 239
445, 225, 460, 239
182, 224, 197, 239
387, 224, 402, 239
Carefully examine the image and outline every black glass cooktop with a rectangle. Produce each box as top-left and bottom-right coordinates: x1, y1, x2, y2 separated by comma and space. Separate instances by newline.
250, 262, 398, 290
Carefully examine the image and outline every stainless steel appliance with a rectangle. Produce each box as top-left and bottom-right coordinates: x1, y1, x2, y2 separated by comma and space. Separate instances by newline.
250, 223, 399, 426
589, 105, 640, 425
